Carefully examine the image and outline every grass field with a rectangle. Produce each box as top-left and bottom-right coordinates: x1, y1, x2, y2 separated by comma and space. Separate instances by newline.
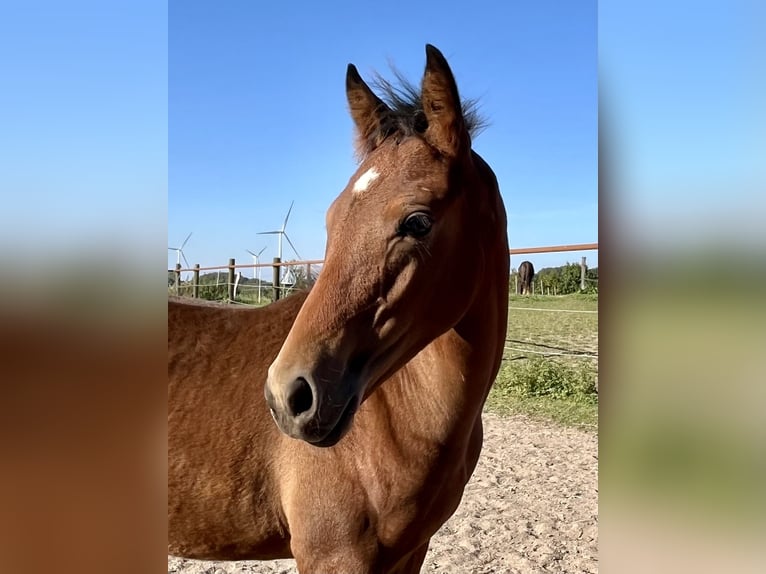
485, 293, 599, 429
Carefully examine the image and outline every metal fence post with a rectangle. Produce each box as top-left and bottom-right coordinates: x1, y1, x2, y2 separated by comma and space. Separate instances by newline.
193, 264, 200, 298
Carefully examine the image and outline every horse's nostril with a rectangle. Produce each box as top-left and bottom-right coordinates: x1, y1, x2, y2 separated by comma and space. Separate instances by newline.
286, 377, 314, 418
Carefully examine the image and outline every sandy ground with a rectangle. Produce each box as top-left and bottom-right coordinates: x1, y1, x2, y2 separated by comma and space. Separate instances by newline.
168, 412, 598, 574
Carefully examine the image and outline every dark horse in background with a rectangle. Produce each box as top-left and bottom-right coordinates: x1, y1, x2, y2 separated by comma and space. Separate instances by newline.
518, 260, 534, 295
168, 45, 509, 573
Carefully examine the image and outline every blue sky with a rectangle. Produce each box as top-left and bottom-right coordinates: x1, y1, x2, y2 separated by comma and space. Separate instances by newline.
599, 0, 765, 248
169, 0, 598, 274
1, 1, 167, 266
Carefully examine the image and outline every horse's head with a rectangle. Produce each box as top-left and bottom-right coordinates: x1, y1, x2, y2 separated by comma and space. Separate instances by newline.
265, 45, 504, 446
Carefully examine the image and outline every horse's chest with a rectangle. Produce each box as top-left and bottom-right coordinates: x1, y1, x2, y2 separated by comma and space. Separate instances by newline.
363, 452, 470, 547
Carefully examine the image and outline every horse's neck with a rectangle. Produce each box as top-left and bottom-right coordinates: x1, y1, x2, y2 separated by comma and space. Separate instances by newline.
372, 257, 508, 452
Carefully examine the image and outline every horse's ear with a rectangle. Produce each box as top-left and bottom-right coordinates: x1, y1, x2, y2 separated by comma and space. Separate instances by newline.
346, 64, 391, 157
421, 44, 469, 158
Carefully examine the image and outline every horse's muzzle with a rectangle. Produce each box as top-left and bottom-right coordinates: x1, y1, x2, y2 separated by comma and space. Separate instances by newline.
264, 372, 359, 447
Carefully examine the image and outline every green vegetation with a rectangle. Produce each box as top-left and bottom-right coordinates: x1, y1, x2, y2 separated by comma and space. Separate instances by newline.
487, 359, 598, 428
485, 292, 599, 429
494, 357, 596, 400
510, 262, 598, 295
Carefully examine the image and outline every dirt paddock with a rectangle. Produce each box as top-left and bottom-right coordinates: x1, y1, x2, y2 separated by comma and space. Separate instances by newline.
168, 412, 598, 573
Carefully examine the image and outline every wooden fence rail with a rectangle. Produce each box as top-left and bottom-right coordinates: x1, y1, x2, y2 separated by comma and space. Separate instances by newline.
169, 243, 598, 301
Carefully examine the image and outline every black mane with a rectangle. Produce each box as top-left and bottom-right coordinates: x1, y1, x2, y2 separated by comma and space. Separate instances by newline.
370, 67, 487, 144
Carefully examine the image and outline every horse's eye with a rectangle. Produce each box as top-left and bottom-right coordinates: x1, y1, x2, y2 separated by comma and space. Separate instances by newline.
398, 212, 433, 238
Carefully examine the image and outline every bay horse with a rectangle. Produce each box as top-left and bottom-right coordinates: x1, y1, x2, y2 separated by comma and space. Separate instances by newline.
168, 44, 509, 573
518, 260, 534, 295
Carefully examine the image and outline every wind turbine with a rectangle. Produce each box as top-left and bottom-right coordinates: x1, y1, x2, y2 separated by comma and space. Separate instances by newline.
257, 201, 302, 261
258, 201, 302, 290
245, 246, 267, 304
168, 232, 192, 280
